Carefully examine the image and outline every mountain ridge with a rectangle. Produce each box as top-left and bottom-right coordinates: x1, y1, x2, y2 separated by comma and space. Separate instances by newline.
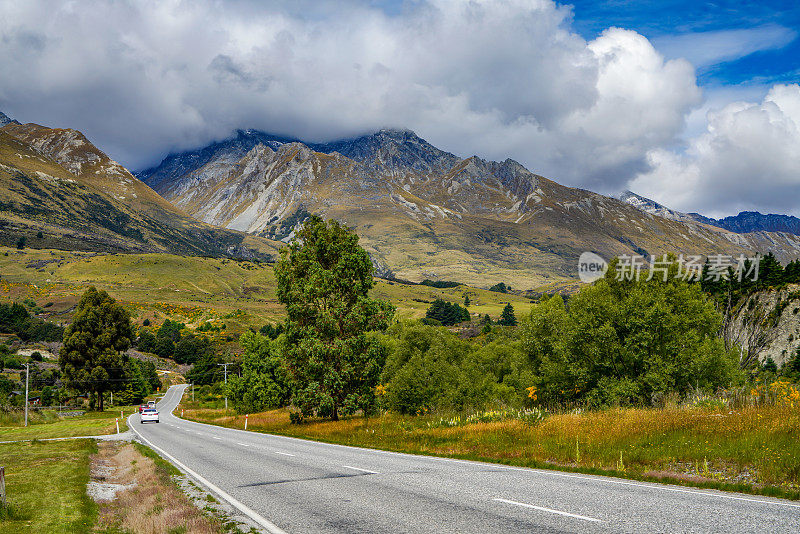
620, 190, 800, 236
0, 121, 280, 259
138, 128, 800, 288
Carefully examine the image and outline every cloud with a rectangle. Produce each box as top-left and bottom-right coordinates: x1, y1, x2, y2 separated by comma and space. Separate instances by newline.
631, 84, 800, 217
652, 24, 797, 69
0, 0, 700, 192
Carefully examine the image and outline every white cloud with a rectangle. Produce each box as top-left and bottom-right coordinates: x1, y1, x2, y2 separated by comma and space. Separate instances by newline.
0, 0, 700, 193
631, 83, 800, 217
652, 24, 796, 69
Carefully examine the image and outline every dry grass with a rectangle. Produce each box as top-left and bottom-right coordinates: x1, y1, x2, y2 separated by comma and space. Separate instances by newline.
182, 403, 800, 499
91, 441, 220, 534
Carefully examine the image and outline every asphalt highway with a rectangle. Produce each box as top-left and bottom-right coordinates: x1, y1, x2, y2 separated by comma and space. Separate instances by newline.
130, 384, 800, 533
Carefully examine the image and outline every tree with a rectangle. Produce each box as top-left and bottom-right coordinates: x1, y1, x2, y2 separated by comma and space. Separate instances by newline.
499, 303, 517, 326
521, 268, 740, 407
137, 330, 156, 353
173, 334, 211, 364
275, 216, 394, 421
228, 330, 289, 413
157, 319, 184, 343
153, 336, 175, 358
59, 287, 134, 411
425, 299, 469, 326
464, 294, 470, 307
186, 351, 226, 385
489, 282, 510, 293
15, 236, 25, 250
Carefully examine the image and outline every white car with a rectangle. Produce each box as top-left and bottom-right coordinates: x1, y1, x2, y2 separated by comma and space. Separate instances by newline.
141, 408, 159, 423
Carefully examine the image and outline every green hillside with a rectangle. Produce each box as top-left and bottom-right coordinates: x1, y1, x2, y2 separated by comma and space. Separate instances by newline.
0, 247, 536, 338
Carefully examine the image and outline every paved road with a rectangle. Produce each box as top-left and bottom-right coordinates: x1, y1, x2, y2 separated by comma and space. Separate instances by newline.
130, 384, 800, 533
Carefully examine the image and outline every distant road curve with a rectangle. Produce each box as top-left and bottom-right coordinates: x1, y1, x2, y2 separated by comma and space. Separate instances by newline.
129, 385, 800, 533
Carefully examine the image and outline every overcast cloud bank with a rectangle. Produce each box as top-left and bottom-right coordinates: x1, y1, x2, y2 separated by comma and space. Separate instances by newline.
0, 0, 797, 216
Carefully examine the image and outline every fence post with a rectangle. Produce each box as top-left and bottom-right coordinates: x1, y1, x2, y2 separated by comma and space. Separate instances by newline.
1, 466, 5, 507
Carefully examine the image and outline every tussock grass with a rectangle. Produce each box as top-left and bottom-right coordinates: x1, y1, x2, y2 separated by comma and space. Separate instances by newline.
92, 441, 222, 534
182, 403, 800, 500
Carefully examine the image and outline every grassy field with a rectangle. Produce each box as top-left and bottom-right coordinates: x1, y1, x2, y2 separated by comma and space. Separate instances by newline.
0, 409, 130, 441
179, 402, 800, 500
0, 246, 537, 338
0, 439, 97, 533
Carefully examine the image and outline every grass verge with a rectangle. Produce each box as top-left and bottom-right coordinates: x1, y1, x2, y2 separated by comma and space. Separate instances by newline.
180, 403, 800, 501
0, 439, 97, 533
91, 441, 251, 533
0, 409, 131, 441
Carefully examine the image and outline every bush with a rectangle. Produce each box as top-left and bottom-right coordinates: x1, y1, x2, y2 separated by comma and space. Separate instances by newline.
521, 269, 742, 408
153, 336, 175, 358
489, 282, 510, 293
379, 323, 531, 414
30, 351, 42, 361
420, 279, 461, 289
228, 331, 289, 413
425, 299, 469, 326
137, 330, 156, 353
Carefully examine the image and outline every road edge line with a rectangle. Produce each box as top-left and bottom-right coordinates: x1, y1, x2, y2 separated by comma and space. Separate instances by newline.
128, 404, 288, 534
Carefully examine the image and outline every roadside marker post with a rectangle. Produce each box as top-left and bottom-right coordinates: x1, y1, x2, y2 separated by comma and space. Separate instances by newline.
181, 409, 184, 417
0, 466, 5, 507
115, 418, 120, 434
24, 364, 29, 427
245, 414, 248, 430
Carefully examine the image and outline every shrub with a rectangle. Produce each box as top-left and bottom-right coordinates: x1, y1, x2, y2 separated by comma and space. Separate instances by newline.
425, 299, 469, 326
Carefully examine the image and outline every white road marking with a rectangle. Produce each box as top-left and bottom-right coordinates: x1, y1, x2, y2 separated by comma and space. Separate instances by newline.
237, 442, 250, 447
274, 451, 295, 457
212, 436, 222, 440
342, 465, 379, 475
128, 416, 287, 534
493, 498, 601, 522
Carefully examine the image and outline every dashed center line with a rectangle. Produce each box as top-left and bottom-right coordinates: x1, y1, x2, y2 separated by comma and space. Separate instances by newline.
493, 498, 601, 522
342, 465, 379, 474
237, 442, 250, 447
212, 436, 222, 440
274, 451, 295, 457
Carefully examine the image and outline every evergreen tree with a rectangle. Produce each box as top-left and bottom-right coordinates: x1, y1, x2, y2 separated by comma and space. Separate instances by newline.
464, 294, 470, 307
275, 216, 394, 421
60, 287, 134, 411
498, 303, 517, 326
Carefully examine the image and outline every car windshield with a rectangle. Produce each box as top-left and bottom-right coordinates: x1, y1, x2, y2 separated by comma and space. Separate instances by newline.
143, 409, 157, 414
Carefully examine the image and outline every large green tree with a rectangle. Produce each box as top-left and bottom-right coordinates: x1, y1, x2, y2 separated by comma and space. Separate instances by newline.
275, 216, 394, 420
521, 263, 741, 407
60, 287, 134, 411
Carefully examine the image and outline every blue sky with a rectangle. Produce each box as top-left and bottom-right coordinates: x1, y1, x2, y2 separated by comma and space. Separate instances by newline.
567, 0, 799, 88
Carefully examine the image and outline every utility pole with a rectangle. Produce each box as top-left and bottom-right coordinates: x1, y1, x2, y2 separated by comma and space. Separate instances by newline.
24, 363, 29, 427
218, 363, 233, 411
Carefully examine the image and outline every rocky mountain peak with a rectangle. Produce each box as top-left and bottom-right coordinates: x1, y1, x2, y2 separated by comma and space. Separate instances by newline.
0, 111, 19, 127
311, 128, 459, 175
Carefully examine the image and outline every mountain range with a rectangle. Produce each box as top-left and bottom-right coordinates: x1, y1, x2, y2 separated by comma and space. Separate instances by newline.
619, 191, 800, 236
0, 114, 278, 259
137, 128, 800, 288
3, 108, 800, 289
